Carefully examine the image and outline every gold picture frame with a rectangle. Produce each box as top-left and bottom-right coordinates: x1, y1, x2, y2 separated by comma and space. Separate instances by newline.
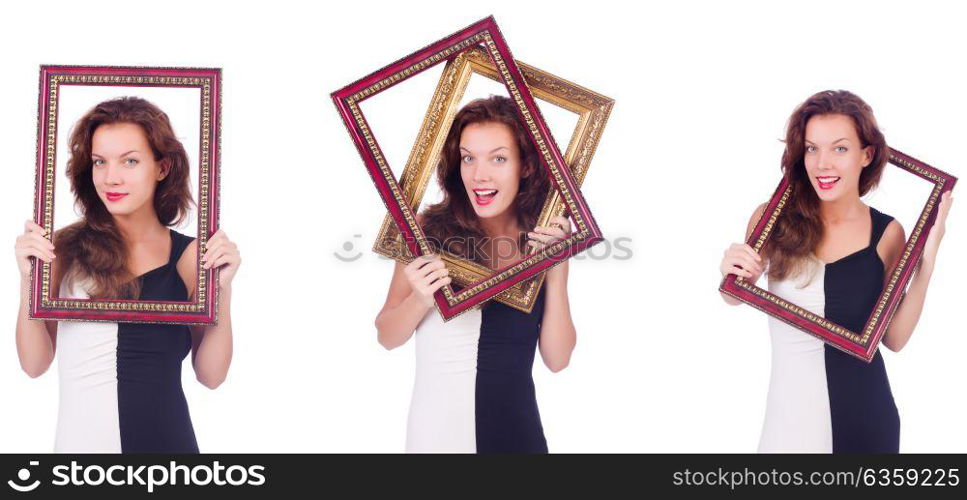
371, 46, 614, 312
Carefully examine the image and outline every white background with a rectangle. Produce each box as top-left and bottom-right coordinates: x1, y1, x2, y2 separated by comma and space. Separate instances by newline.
0, 0, 964, 453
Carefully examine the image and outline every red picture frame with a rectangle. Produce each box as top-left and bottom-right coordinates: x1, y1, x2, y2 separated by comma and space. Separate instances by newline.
29, 65, 221, 325
332, 16, 603, 320
720, 148, 957, 361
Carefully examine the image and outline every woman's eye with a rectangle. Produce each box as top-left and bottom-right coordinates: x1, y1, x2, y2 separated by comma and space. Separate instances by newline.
835, 146, 848, 153
462, 155, 473, 163
494, 156, 506, 163
124, 158, 139, 166
805, 146, 817, 153
92, 159, 105, 166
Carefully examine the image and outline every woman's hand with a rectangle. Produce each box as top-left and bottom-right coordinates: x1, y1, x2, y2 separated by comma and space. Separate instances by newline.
201, 229, 241, 289
527, 215, 571, 251
403, 254, 451, 307
15, 220, 55, 280
920, 190, 953, 269
881, 191, 953, 352
720, 242, 763, 282
14, 220, 58, 378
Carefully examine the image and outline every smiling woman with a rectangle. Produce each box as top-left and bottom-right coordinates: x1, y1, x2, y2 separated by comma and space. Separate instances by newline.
57, 99, 193, 299
375, 95, 578, 453
719, 90, 954, 453
420, 96, 551, 265
14, 95, 242, 453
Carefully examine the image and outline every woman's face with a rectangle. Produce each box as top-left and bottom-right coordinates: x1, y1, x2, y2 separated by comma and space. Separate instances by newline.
459, 121, 523, 220
90, 122, 166, 218
803, 113, 873, 202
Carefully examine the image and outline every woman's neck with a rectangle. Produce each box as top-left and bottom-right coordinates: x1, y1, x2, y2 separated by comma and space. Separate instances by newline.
479, 211, 522, 241
478, 211, 524, 268
113, 206, 167, 244
819, 192, 866, 224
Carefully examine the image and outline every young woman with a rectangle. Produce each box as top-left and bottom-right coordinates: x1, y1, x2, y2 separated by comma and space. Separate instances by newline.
719, 90, 953, 453
375, 95, 577, 453
14, 97, 241, 453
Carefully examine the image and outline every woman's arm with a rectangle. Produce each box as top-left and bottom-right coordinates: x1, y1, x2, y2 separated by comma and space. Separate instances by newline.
880, 191, 953, 352
375, 255, 450, 350
14, 220, 59, 378
527, 216, 576, 372
719, 203, 767, 306
181, 230, 240, 389
189, 289, 233, 389
537, 259, 576, 372
16, 280, 58, 378
376, 211, 452, 349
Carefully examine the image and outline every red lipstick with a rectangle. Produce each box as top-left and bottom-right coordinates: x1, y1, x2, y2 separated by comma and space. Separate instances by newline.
816, 176, 840, 191
473, 188, 498, 207
105, 192, 128, 202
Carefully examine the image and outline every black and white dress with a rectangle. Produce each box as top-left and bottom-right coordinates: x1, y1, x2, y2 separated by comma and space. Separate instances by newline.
406, 287, 548, 453
54, 230, 199, 453
759, 206, 901, 453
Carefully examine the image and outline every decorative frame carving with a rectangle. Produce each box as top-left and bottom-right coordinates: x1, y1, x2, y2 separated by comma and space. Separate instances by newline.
332, 17, 604, 320
720, 149, 957, 361
371, 46, 613, 313
29, 65, 221, 324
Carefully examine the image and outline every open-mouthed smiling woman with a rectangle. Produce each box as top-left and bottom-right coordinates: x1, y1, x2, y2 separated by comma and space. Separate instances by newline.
375, 95, 577, 453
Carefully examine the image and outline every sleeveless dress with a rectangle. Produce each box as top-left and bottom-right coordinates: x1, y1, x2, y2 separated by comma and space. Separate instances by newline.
54, 230, 199, 453
406, 287, 548, 453
758, 206, 901, 453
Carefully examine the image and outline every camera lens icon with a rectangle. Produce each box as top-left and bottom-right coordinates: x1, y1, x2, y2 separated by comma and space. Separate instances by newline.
7, 461, 40, 492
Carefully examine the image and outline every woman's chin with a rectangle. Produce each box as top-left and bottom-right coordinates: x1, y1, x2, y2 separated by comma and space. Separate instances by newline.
101, 204, 135, 217
811, 184, 846, 202
471, 203, 510, 219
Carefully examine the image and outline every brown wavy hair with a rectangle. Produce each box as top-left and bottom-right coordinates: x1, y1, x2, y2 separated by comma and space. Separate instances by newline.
420, 95, 550, 265
55, 96, 193, 299
764, 90, 888, 280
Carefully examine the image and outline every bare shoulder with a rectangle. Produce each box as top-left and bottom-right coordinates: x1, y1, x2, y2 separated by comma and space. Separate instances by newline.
380, 259, 413, 312
877, 219, 906, 263
176, 239, 199, 298
745, 202, 769, 239
883, 219, 905, 239
48, 230, 72, 297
